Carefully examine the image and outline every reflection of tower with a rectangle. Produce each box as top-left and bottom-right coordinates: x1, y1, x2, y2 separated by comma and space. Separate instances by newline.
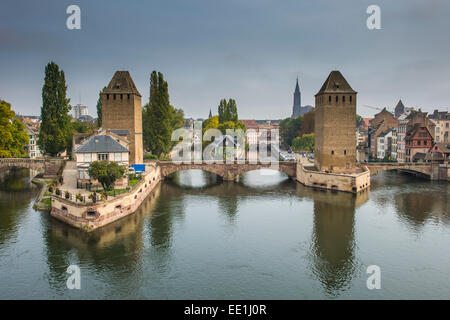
298, 185, 368, 296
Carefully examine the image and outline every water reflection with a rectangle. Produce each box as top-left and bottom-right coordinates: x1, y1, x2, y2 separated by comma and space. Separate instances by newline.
371, 171, 450, 229
297, 186, 369, 296
1, 168, 449, 299
0, 168, 39, 244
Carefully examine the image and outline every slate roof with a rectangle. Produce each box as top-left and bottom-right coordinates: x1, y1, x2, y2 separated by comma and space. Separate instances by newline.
316, 70, 356, 95
110, 129, 130, 136
103, 71, 141, 96
75, 134, 129, 153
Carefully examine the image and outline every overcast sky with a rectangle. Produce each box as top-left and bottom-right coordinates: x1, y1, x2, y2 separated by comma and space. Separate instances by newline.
1, 0, 449, 119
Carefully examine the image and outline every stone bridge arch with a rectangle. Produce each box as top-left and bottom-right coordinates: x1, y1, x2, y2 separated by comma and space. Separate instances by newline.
158, 161, 297, 181
365, 163, 433, 179
0, 158, 64, 178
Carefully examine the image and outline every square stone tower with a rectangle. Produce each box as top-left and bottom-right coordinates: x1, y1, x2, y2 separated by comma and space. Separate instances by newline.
102, 71, 143, 164
314, 71, 357, 173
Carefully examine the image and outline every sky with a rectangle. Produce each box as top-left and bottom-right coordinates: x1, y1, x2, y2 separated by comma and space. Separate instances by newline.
1, 0, 450, 119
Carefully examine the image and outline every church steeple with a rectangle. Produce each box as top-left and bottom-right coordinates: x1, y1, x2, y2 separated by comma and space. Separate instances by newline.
293, 77, 301, 108
208, 109, 212, 118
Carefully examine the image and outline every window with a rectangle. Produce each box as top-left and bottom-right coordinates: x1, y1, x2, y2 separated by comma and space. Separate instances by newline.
127, 94, 130, 100
98, 153, 108, 161
331, 150, 334, 155
344, 150, 347, 155
343, 96, 346, 103
329, 96, 331, 103
350, 96, 352, 103
113, 94, 116, 100
335, 96, 338, 103
120, 94, 123, 100
106, 94, 109, 100
84, 169, 90, 179
114, 152, 122, 161
437, 136, 440, 142
84, 153, 92, 162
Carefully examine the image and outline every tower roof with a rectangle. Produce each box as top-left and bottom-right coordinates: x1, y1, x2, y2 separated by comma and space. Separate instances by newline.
316, 70, 356, 95
295, 77, 300, 93
103, 71, 141, 96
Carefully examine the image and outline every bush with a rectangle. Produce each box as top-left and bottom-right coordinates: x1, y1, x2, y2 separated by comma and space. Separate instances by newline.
144, 154, 158, 160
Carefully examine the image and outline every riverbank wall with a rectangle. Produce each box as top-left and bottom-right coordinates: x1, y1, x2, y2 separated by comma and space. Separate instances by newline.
50, 165, 161, 232
296, 162, 370, 193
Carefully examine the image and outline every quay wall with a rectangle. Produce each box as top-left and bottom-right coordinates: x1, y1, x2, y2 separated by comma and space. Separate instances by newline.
296, 162, 370, 193
51, 165, 161, 231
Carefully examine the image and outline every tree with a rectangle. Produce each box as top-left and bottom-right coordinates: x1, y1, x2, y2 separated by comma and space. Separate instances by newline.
0, 100, 28, 157
280, 116, 302, 147
300, 110, 315, 136
218, 98, 238, 123
292, 133, 315, 152
96, 87, 105, 127
66, 120, 96, 159
356, 114, 362, 127
39, 62, 71, 157
169, 104, 184, 131
88, 161, 125, 191
142, 71, 172, 157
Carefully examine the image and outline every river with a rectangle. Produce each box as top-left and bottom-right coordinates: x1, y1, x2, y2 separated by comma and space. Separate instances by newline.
0, 167, 449, 299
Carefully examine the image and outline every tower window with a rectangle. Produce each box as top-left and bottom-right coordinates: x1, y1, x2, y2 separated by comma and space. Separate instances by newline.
350, 96, 352, 102
331, 150, 334, 155
106, 94, 109, 100
120, 94, 123, 100
329, 96, 331, 103
127, 94, 130, 100
335, 96, 338, 103
344, 150, 347, 155
113, 94, 116, 100
343, 96, 346, 103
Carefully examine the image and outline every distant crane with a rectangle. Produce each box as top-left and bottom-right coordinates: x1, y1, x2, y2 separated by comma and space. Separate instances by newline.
361, 105, 393, 113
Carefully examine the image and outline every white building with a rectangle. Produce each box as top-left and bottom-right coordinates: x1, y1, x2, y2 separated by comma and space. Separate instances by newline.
74, 131, 130, 182
24, 124, 42, 158
377, 129, 397, 161
73, 104, 89, 120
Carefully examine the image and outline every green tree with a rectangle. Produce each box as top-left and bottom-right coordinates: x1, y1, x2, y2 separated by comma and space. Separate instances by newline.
356, 114, 362, 127
96, 87, 105, 127
88, 161, 125, 191
292, 133, 315, 152
142, 71, 172, 157
38, 62, 71, 157
300, 110, 315, 136
280, 116, 302, 147
218, 98, 238, 123
0, 100, 28, 157
169, 104, 184, 131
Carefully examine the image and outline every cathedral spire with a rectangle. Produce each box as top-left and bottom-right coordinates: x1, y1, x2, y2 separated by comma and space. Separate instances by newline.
293, 76, 301, 108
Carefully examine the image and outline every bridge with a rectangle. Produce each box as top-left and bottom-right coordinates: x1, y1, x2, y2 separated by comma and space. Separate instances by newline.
158, 161, 297, 181
365, 162, 435, 179
0, 158, 64, 178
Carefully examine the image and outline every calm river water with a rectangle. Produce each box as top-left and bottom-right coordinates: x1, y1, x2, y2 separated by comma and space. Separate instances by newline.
0, 167, 449, 299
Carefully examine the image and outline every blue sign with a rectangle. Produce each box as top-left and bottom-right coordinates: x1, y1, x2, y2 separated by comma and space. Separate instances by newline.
131, 164, 145, 172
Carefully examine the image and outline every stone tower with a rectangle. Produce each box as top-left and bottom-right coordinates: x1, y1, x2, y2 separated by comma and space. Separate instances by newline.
314, 71, 357, 173
101, 71, 143, 164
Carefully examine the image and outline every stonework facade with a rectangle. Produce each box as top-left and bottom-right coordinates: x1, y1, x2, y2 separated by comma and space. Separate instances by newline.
101, 71, 143, 164
314, 71, 357, 173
